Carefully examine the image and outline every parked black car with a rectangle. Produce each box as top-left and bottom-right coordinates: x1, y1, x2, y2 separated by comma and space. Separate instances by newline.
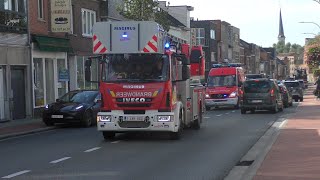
278, 83, 293, 107
43, 90, 101, 127
240, 78, 284, 114
245, 74, 265, 80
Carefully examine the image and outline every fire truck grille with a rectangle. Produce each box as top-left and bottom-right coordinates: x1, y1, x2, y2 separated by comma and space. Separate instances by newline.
211, 94, 229, 99
118, 121, 151, 128
117, 103, 152, 107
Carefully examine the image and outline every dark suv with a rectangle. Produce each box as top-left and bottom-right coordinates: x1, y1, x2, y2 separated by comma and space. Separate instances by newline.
240, 78, 284, 114
284, 81, 303, 102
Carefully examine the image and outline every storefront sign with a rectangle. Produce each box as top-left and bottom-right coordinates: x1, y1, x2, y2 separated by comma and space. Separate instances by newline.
59, 69, 69, 81
51, 0, 71, 32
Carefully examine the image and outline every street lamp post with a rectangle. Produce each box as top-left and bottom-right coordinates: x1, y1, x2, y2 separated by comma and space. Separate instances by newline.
302, 32, 317, 36
299, 21, 320, 32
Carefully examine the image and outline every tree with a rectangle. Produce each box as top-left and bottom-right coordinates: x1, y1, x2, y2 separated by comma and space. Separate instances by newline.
314, 0, 320, 4
284, 42, 291, 53
117, 0, 171, 31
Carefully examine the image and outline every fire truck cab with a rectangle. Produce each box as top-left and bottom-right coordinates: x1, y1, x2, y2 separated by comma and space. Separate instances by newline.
85, 21, 205, 140
205, 63, 245, 110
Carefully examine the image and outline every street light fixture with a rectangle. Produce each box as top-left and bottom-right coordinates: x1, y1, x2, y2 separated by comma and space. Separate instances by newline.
299, 21, 320, 30
302, 32, 317, 36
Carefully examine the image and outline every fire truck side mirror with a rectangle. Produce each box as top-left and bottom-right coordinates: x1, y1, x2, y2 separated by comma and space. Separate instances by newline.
182, 65, 190, 80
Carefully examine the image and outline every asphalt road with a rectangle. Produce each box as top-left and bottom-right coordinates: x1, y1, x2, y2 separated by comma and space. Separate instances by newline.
0, 104, 298, 180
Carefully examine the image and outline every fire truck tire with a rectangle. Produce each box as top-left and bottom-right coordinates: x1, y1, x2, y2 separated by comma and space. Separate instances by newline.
241, 108, 246, 114
103, 132, 116, 140
192, 106, 202, 130
169, 109, 184, 140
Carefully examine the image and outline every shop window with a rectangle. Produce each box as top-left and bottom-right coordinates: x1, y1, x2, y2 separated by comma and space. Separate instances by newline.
57, 59, 67, 98
77, 56, 85, 89
45, 58, 55, 104
77, 56, 99, 90
33, 58, 45, 107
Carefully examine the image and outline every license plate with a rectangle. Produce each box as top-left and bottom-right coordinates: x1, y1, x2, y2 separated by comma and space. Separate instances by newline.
51, 115, 63, 119
251, 100, 262, 103
123, 116, 144, 121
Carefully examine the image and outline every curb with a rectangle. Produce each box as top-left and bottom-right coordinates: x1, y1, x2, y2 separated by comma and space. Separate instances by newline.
224, 117, 287, 180
0, 127, 56, 141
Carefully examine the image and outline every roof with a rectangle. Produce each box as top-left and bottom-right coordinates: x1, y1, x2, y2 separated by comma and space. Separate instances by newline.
278, 9, 285, 38
276, 58, 286, 65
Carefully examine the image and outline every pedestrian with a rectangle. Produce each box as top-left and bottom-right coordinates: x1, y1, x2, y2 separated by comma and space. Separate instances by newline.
314, 76, 320, 98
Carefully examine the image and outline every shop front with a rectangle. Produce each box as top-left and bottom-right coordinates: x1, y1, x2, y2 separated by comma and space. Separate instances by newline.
32, 35, 72, 115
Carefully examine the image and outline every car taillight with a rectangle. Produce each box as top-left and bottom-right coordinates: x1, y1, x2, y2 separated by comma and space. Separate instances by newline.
270, 89, 275, 97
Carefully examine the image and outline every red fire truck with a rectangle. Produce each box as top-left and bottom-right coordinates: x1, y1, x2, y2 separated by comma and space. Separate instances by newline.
190, 46, 205, 82
205, 63, 245, 110
85, 21, 205, 140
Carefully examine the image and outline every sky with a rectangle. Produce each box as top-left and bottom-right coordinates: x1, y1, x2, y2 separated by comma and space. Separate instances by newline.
169, 0, 320, 47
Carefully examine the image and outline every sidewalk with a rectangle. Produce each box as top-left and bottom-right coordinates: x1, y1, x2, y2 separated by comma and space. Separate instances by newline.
0, 117, 55, 140
254, 86, 320, 180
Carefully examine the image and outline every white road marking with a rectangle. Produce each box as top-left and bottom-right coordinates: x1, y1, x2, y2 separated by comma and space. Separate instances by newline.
216, 114, 222, 117
2, 170, 31, 179
50, 157, 71, 164
84, 147, 101, 153
225, 113, 230, 115
111, 140, 121, 144
232, 110, 235, 113
204, 116, 210, 119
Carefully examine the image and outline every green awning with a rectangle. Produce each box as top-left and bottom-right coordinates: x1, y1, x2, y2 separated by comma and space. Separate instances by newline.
33, 35, 73, 52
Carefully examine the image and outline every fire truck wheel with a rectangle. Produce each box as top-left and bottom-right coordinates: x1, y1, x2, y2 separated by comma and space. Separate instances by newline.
169, 109, 184, 140
241, 108, 246, 114
192, 106, 202, 130
103, 132, 116, 140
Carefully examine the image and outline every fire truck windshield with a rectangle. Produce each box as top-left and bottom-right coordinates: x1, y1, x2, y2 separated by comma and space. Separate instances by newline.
103, 54, 169, 82
207, 75, 236, 87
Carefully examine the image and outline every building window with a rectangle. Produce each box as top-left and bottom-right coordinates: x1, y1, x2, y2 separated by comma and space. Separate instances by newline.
81, 8, 96, 37
3, 0, 25, 13
210, 29, 215, 39
38, 0, 44, 19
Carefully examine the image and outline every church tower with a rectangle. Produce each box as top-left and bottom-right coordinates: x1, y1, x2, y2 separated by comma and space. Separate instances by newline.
278, 9, 285, 43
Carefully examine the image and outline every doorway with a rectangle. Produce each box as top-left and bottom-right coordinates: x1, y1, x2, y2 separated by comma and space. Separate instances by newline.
11, 67, 26, 119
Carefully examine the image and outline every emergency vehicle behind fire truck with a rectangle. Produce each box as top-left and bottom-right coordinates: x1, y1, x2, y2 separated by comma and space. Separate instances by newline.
85, 21, 205, 140
205, 63, 245, 110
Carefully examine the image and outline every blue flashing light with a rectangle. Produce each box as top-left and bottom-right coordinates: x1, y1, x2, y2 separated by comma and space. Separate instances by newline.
165, 42, 170, 49
122, 32, 128, 38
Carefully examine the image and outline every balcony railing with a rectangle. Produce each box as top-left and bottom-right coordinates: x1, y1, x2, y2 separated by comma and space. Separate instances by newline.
0, 10, 27, 34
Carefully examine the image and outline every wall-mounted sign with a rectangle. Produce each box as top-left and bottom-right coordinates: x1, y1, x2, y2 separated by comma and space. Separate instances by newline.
58, 68, 69, 81
51, 0, 71, 32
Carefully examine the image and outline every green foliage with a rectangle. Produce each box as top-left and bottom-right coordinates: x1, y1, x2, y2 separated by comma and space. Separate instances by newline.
117, 0, 171, 31
313, 69, 320, 77
274, 41, 304, 54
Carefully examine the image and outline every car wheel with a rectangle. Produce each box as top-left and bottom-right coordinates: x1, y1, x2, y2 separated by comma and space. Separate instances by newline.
103, 132, 116, 140
241, 108, 246, 114
300, 97, 304, 102
206, 106, 211, 111
83, 111, 93, 127
43, 119, 54, 126
250, 109, 255, 114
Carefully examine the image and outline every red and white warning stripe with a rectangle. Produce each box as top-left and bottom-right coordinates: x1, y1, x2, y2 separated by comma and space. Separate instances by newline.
93, 34, 107, 54
143, 35, 158, 53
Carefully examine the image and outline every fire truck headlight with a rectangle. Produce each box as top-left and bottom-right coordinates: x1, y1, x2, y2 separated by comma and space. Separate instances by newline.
205, 94, 210, 98
229, 91, 237, 98
157, 115, 172, 122
98, 115, 111, 122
